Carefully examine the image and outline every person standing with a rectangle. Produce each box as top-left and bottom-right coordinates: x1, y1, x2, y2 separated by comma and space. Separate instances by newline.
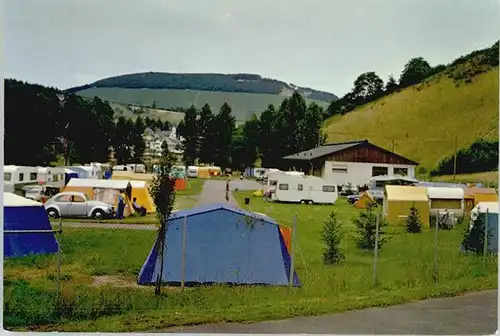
225, 179, 230, 202
117, 191, 125, 219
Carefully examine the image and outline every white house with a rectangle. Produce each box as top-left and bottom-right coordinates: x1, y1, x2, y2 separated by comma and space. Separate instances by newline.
283, 140, 418, 187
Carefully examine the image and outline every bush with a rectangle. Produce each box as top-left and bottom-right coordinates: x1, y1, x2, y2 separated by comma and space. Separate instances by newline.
405, 203, 422, 233
353, 204, 388, 250
321, 211, 345, 265
461, 210, 493, 255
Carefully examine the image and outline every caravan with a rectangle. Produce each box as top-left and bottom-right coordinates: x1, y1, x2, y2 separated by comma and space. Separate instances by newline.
270, 174, 338, 205
37, 166, 66, 189
187, 166, 199, 178
265, 171, 306, 194
4, 165, 39, 195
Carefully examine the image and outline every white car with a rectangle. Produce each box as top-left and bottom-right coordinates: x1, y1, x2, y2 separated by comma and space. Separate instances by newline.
44, 191, 115, 220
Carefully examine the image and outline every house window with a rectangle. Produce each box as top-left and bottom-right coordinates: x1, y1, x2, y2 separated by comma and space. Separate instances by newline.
30, 173, 37, 181
332, 165, 348, 174
322, 185, 336, 192
278, 183, 289, 190
393, 167, 408, 176
372, 166, 388, 177
298, 184, 303, 191
18, 173, 24, 182
4, 173, 12, 181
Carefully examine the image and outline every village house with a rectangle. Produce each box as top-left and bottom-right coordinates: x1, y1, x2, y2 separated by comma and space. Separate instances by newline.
282, 140, 418, 187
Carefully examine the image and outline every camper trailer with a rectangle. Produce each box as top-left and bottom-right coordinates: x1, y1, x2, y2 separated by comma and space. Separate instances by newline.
4, 165, 39, 196
265, 171, 306, 194
37, 167, 66, 189
270, 175, 338, 205
427, 187, 465, 220
187, 166, 199, 178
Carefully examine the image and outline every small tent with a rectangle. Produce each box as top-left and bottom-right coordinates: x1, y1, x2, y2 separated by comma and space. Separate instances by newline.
354, 191, 376, 209
129, 180, 156, 213
465, 187, 498, 206
4, 192, 59, 258
137, 204, 300, 287
468, 202, 498, 253
383, 185, 430, 227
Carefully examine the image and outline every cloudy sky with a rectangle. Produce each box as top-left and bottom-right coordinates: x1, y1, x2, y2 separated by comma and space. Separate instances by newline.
4, 0, 498, 96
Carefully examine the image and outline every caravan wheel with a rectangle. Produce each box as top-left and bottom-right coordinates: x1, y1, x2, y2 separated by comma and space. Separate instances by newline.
307, 200, 314, 205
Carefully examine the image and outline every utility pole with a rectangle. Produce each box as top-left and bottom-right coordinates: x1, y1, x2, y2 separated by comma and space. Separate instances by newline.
453, 136, 458, 181
391, 139, 395, 152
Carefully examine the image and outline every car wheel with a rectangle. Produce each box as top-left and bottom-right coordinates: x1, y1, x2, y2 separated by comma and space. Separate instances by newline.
92, 209, 105, 220
46, 208, 60, 218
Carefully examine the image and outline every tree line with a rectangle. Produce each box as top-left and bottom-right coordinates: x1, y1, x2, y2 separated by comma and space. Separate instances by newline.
4, 79, 169, 167
177, 91, 325, 171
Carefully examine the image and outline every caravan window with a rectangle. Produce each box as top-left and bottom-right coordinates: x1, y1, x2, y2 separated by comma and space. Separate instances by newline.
4, 173, 12, 181
298, 184, 303, 191
18, 173, 24, 181
30, 172, 37, 181
322, 185, 336, 192
278, 183, 289, 190
270, 180, 278, 186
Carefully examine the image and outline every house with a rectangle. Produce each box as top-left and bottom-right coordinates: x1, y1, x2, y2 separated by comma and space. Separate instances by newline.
137, 203, 300, 287
283, 140, 418, 187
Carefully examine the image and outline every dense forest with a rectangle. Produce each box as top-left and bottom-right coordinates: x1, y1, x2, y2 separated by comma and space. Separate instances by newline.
66, 72, 338, 102
4, 79, 169, 166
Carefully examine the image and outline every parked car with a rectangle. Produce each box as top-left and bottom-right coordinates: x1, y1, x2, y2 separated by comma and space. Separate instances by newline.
23, 185, 45, 202
44, 191, 115, 220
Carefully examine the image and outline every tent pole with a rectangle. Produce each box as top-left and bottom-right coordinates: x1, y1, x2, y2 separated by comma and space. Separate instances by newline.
181, 215, 188, 291
372, 214, 380, 286
483, 209, 489, 256
289, 214, 297, 287
433, 214, 439, 284
57, 216, 63, 305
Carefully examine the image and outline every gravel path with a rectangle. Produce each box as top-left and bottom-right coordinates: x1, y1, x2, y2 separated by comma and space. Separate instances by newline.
196, 179, 262, 207
160, 290, 498, 334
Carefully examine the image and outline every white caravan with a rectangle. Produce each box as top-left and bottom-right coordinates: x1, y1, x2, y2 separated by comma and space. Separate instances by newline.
270, 174, 338, 205
265, 171, 306, 194
37, 166, 66, 189
4, 165, 39, 195
187, 166, 199, 178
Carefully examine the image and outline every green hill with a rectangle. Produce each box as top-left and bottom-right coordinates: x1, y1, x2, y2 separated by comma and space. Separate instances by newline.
323, 46, 499, 171
68, 73, 337, 122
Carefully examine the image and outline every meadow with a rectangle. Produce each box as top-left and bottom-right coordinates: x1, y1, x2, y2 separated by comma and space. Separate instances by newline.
323, 67, 499, 170
77, 87, 329, 123
5, 191, 497, 332
431, 171, 498, 188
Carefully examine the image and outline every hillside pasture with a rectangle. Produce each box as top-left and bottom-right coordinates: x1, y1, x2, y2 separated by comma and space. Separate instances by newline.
323, 67, 499, 170
77, 87, 329, 122
4, 194, 496, 332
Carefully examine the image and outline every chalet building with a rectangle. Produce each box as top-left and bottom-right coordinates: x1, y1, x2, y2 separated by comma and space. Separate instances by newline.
283, 140, 418, 187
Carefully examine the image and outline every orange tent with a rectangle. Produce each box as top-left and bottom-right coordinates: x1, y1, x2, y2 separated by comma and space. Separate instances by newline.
279, 226, 292, 253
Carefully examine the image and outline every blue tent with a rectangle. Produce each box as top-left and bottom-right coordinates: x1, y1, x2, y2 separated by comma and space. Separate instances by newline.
469, 202, 498, 253
3, 192, 59, 258
137, 203, 300, 287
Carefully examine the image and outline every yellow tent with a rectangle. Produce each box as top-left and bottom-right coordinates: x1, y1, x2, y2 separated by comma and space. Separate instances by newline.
383, 185, 430, 227
465, 187, 498, 205
129, 180, 156, 213
198, 167, 211, 179
112, 171, 154, 183
63, 179, 135, 217
354, 191, 376, 209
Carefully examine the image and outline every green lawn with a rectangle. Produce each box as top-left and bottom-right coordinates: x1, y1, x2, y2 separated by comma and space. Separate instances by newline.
5, 192, 497, 332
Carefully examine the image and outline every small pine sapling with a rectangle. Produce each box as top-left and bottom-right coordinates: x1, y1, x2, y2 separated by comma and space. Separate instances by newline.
353, 204, 388, 250
406, 202, 422, 233
321, 211, 345, 265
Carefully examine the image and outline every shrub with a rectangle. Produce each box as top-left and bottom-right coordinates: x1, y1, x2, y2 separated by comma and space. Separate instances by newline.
321, 211, 345, 265
461, 210, 493, 255
353, 204, 388, 250
405, 203, 422, 233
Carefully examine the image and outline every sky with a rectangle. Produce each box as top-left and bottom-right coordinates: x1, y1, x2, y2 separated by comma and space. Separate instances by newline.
4, 0, 499, 96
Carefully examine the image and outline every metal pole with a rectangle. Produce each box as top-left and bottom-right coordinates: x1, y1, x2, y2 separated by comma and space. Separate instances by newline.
289, 214, 297, 287
483, 209, 489, 256
181, 215, 187, 291
453, 136, 458, 181
373, 214, 380, 286
57, 216, 62, 304
433, 214, 439, 284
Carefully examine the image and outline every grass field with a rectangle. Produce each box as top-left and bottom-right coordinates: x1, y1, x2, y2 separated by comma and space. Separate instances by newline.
109, 102, 186, 124
77, 87, 329, 123
6, 191, 497, 332
323, 67, 499, 170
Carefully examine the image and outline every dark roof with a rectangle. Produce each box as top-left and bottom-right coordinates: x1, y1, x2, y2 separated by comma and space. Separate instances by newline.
282, 140, 367, 160
282, 139, 418, 165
